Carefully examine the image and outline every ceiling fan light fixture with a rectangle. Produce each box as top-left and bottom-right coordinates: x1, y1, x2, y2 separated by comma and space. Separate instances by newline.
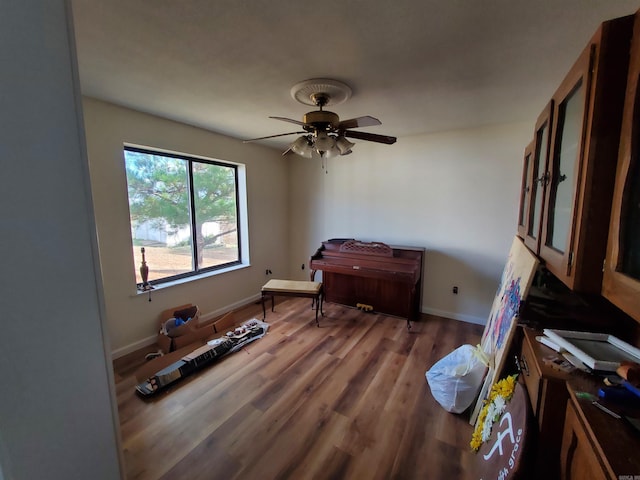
318, 144, 341, 159
314, 132, 340, 158
314, 131, 336, 151
336, 136, 355, 155
244, 78, 396, 162
290, 136, 313, 158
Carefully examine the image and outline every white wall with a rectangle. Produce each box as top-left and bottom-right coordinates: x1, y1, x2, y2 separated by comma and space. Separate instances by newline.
70, 3, 639, 352
0, 1, 122, 478
82, 98, 290, 355
288, 122, 531, 324
84, 95, 531, 353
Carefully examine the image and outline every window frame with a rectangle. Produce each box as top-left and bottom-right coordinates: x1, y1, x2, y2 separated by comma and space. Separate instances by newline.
124, 145, 244, 289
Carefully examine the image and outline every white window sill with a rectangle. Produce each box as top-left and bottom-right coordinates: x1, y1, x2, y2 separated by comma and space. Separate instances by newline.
134, 262, 250, 296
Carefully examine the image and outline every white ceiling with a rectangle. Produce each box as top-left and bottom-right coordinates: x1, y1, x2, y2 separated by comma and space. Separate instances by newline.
71, 0, 640, 151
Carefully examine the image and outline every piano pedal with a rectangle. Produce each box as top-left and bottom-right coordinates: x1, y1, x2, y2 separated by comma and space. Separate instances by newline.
356, 303, 374, 313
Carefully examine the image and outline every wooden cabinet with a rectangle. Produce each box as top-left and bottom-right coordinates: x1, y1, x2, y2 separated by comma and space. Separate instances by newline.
518, 327, 570, 479
560, 381, 640, 480
560, 400, 610, 480
519, 327, 640, 480
603, 11, 640, 323
517, 15, 633, 293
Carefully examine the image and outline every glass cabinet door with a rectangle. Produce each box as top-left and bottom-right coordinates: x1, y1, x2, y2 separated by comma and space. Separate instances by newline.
530, 119, 550, 239
620, 155, 640, 280
523, 103, 553, 254
603, 17, 640, 323
538, 42, 593, 288
545, 81, 585, 257
604, 101, 640, 321
517, 141, 534, 239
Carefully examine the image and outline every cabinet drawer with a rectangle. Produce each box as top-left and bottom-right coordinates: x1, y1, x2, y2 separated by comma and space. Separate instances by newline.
520, 329, 571, 426
519, 327, 571, 479
520, 333, 542, 414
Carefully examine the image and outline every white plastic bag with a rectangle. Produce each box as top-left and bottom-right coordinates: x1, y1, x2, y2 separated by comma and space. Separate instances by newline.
426, 344, 488, 414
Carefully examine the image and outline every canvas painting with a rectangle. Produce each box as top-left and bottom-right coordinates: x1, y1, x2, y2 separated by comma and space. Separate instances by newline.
469, 236, 539, 425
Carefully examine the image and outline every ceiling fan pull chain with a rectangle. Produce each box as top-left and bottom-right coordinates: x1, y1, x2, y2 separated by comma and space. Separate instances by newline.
320, 154, 328, 173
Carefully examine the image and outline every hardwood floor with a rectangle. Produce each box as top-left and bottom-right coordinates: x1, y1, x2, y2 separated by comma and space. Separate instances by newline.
113, 298, 484, 480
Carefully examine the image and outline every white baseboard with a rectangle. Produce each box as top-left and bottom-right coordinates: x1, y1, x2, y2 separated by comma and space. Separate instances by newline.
198, 293, 261, 323
110, 293, 262, 359
111, 334, 158, 360
421, 307, 486, 326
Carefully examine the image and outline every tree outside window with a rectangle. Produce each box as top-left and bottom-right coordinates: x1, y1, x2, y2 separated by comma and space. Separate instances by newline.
124, 147, 240, 286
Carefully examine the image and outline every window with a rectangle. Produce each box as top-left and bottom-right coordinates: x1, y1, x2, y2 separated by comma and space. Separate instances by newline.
124, 146, 242, 287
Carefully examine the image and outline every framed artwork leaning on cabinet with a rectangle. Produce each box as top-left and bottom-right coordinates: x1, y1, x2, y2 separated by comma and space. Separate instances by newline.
469, 236, 539, 425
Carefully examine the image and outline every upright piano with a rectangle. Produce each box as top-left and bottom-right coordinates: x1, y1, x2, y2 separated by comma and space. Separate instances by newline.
309, 239, 424, 328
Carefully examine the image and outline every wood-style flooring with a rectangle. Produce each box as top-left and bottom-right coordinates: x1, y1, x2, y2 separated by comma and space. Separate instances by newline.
113, 298, 484, 480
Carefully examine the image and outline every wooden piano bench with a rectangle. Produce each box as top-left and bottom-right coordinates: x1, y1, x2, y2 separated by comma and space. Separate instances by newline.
261, 279, 324, 326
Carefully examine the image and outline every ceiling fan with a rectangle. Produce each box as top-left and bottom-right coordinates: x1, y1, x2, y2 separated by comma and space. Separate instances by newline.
243, 79, 396, 159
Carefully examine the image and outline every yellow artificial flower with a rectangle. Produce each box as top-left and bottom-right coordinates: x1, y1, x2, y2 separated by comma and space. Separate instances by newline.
491, 374, 517, 401
470, 374, 519, 452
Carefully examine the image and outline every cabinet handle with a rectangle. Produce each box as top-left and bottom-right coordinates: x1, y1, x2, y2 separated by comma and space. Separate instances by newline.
515, 354, 530, 376
564, 432, 579, 479
535, 172, 550, 186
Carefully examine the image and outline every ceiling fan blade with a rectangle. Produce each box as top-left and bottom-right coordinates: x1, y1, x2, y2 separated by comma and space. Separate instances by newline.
344, 130, 397, 145
269, 116, 308, 127
337, 116, 381, 130
243, 131, 305, 143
